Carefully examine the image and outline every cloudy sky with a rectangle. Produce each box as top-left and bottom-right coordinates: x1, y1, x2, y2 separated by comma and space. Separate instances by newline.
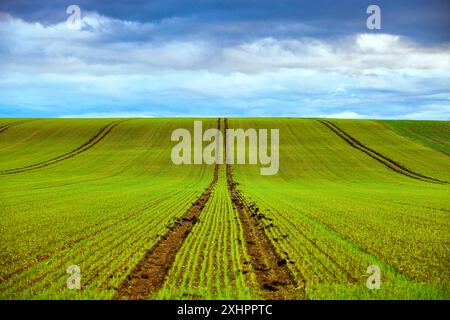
0, 0, 449, 119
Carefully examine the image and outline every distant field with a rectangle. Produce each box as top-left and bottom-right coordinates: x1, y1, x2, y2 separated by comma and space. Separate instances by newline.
382, 120, 450, 156
0, 118, 448, 299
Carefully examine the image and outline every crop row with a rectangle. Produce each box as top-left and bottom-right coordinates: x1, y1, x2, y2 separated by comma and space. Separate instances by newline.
158, 166, 256, 300
228, 118, 449, 299
0, 119, 218, 299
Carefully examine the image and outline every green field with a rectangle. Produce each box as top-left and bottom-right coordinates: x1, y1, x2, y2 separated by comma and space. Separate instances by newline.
0, 118, 449, 299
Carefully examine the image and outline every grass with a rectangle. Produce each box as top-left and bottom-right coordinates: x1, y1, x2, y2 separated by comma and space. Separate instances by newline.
382, 120, 450, 156
0, 118, 448, 299
331, 119, 450, 182
0, 118, 215, 299
229, 118, 449, 299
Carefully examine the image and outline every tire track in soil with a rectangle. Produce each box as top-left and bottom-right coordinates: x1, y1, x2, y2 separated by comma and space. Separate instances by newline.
224, 118, 302, 300
0, 120, 30, 134
319, 120, 448, 184
115, 119, 221, 300
1, 119, 128, 175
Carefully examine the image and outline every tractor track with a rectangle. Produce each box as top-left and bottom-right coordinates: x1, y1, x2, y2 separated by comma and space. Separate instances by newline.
319, 120, 448, 184
1, 120, 128, 175
0, 120, 30, 134
224, 118, 301, 299
115, 119, 221, 300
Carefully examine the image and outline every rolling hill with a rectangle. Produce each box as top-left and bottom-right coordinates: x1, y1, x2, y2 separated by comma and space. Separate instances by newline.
0, 118, 448, 299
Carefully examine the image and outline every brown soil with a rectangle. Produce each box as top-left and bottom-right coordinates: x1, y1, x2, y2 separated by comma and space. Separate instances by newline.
1, 119, 128, 175
115, 119, 221, 300
319, 120, 447, 184
224, 118, 301, 300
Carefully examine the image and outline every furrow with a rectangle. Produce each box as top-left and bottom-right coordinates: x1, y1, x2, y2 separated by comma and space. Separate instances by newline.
0, 120, 30, 134
115, 119, 221, 300
224, 118, 302, 299
0, 189, 199, 296
319, 120, 448, 184
1, 120, 128, 175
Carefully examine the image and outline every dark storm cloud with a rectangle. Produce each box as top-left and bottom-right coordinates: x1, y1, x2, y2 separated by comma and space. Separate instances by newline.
1, 0, 449, 43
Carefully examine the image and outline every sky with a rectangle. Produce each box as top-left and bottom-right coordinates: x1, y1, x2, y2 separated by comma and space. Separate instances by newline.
0, 0, 449, 119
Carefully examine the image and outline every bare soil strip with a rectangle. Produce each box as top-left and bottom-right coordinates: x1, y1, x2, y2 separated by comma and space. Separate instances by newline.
319, 120, 448, 184
0, 120, 30, 134
115, 120, 221, 300
1, 120, 128, 175
224, 118, 301, 300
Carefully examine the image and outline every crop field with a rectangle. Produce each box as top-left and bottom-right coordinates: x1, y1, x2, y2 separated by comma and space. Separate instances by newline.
0, 118, 449, 300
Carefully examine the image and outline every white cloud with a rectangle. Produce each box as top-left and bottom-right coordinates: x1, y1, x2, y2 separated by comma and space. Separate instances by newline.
60, 112, 156, 118
322, 111, 370, 119
0, 12, 449, 119
1, 12, 450, 75
397, 105, 450, 120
